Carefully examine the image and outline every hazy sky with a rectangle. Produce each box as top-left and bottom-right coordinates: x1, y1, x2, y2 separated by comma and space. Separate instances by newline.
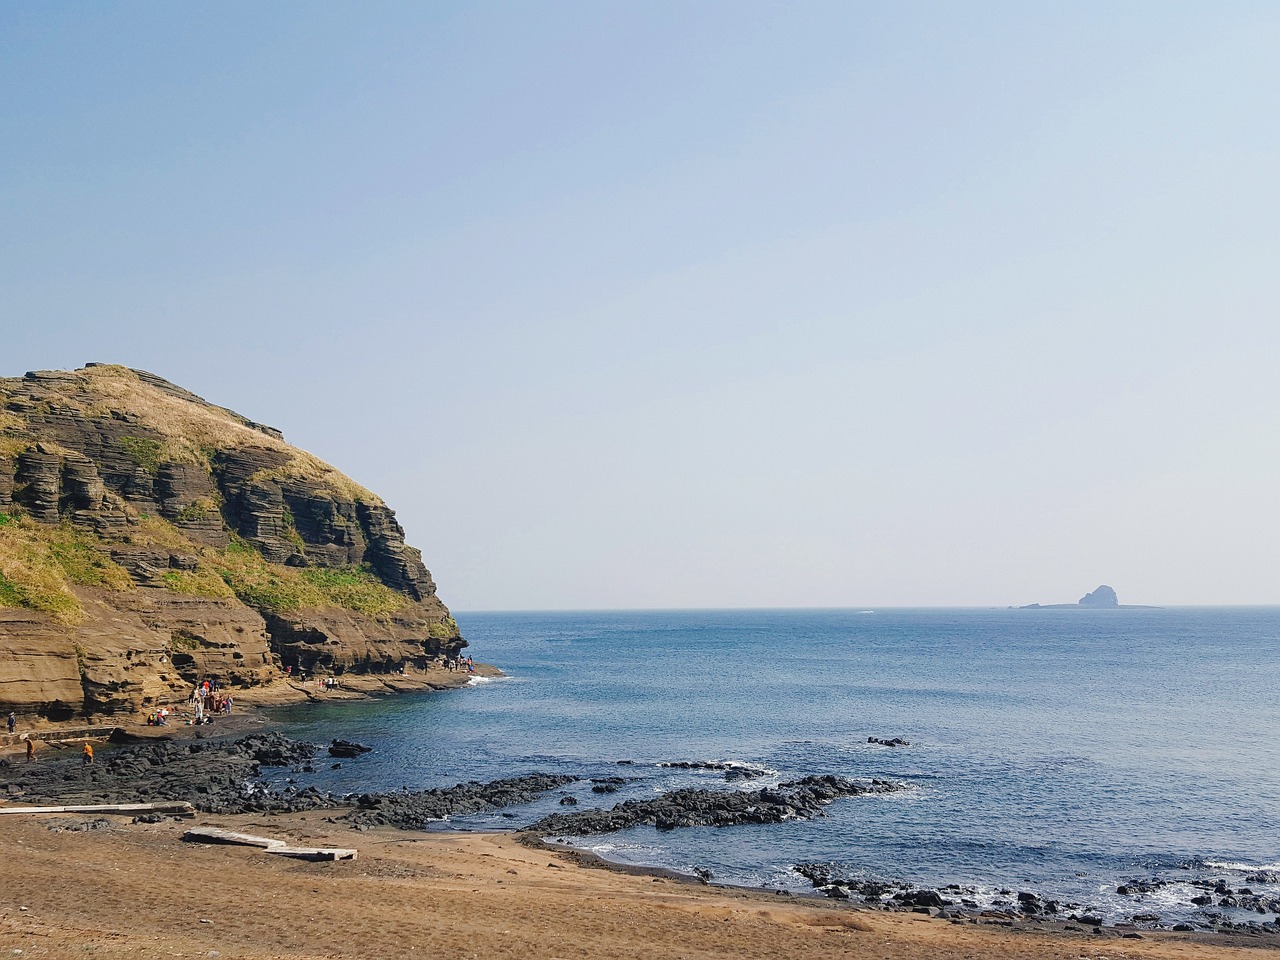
3, 3, 1278, 609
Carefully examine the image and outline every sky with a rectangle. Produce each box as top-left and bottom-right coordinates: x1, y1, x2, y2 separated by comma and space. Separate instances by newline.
3, 2, 1278, 609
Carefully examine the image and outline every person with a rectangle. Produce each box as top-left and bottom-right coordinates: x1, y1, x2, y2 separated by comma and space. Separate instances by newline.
7, 711, 15, 734
26, 738, 35, 761
82, 742, 93, 765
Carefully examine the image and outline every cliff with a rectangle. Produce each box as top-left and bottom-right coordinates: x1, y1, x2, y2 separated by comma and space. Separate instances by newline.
0, 364, 465, 722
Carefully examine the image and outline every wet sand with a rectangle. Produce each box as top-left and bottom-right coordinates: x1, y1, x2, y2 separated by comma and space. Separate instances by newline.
0, 808, 1272, 960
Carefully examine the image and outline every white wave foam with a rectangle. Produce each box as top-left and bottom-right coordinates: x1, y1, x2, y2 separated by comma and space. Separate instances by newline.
1205, 859, 1280, 873
465, 674, 517, 686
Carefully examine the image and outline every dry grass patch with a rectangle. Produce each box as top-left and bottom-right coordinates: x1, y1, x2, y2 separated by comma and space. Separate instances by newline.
126, 514, 204, 550
0, 514, 136, 624
161, 566, 236, 600
80, 365, 381, 504
0, 515, 87, 623
0, 434, 31, 458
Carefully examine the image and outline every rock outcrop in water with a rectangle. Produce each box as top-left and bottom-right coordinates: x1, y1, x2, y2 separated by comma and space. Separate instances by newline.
525, 776, 904, 835
1078, 584, 1119, 607
1019, 584, 1152, 610
0, 365, 464, 722
345, 774, 581, 830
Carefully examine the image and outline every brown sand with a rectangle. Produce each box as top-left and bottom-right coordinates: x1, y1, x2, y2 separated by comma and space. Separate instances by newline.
0, 809, 1271, 960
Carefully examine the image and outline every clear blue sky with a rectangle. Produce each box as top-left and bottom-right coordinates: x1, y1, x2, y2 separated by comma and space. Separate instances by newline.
3, 2, 1278, 608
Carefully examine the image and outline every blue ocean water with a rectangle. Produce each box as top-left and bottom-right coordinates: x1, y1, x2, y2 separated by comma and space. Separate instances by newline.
269, 607, 1280, 925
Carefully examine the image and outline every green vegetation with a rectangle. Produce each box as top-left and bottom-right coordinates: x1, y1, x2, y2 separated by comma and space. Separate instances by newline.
298, 566, 406, 616
280, 504, 306, 552
0, 435, 30, 459
47, 524, 135, 590
119, 436, 163, 472
0, 512, 12, 528
0, 516, 133, 624
161, 567, 236, 600
169, 630, 201, 652
0, 571, 24, 606
428, 615, 458, 639
207, 535, 405, 616
175, 495, 221, 523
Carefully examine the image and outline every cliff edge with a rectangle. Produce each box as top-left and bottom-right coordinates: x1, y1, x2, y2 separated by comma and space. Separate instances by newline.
0, 364, 465, 723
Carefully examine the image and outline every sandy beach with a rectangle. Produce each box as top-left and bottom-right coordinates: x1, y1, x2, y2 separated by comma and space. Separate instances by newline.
0, 806, 1273, 960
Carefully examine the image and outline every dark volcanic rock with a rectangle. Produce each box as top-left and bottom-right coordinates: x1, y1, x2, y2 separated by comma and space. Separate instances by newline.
659, 760, 769, 781
328, 739, 373, 758
525, 775, 903, 836
2, 733, 581, 829
868, 737, 910, 747
343, 773, 580, 830
0, 733, 325, 814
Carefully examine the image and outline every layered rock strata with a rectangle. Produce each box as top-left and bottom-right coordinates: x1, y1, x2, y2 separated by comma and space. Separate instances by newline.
0, 365, 464, 722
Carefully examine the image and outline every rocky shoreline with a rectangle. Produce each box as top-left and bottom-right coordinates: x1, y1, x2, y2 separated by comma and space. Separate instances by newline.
3, 728, 1277, 945
790, 862, 1280, 940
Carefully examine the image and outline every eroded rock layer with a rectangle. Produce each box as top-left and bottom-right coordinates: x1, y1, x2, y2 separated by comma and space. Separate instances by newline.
0, 365, 464, 721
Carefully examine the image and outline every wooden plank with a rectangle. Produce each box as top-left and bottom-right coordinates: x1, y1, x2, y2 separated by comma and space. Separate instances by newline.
0, 801, 195, 816
182, 827, 278, 848
182, 826, 357, 861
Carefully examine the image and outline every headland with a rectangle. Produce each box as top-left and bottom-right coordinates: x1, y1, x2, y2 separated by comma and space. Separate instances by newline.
0, 364, 470, 731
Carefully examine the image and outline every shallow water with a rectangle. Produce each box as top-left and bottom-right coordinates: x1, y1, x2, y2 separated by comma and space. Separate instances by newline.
270, 607, 1280, 925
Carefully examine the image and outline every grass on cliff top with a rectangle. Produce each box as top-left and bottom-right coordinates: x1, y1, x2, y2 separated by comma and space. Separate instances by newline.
0, 514, 135, 624
74, 365, 383, 504
209, 539, 407, 617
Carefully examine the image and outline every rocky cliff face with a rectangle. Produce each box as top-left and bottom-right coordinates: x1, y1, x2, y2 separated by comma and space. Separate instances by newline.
0, 365, 464, 722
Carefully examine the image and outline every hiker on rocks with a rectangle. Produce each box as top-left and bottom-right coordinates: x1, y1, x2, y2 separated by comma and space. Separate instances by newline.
7, 711, 14, 734
82, 742, 93, 765
26, 738, 35, 761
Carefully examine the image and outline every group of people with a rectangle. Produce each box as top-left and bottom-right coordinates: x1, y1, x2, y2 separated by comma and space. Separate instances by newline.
442, 654, 475, 674
191, 679, 233, 722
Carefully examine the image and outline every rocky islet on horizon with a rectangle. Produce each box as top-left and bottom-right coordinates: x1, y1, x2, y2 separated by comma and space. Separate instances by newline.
0, 364, 466, 724
1019, 584, 1155, 609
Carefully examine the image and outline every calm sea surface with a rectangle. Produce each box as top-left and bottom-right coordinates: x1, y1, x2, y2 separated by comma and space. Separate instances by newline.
270, 607, 1280, 924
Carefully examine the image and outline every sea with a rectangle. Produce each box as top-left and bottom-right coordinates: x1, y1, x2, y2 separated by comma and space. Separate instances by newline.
268, 607, 1280, 927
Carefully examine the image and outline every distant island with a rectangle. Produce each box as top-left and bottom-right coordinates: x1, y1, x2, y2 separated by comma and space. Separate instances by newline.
1019, 584, 1158, 610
